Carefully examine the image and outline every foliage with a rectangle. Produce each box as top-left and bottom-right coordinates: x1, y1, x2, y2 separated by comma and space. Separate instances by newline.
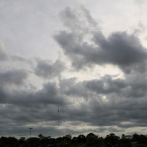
0, 133, 147, 147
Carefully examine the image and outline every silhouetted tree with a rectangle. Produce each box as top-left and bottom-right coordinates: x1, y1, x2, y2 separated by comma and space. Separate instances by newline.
0, 132, 147, 147
86, 133, 98, 147
105, 133, 120, 147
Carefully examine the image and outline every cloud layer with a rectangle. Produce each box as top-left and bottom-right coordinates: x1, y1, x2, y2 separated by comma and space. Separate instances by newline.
1, 3, 147, 138
55, 7, 147, 73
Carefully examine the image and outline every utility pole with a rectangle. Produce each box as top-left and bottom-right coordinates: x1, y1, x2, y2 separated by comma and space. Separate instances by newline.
29, 128, 33, 147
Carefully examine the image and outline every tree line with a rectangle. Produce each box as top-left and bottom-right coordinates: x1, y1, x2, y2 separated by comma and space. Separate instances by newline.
0, 133, 147, 147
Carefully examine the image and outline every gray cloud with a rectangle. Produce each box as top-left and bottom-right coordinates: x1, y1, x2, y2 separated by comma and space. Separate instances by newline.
1, 73, 147, 136
55, 73, 147, 132
0, 80, 70, 106
60, 72, 147, 101
54, 8, 147, 73
35, 59, 65, 78
1, 5, 147, 138
60, 6, 97, 32
59, 76, 127, 100
0, 70, 28, 86
85, 75, 126, 94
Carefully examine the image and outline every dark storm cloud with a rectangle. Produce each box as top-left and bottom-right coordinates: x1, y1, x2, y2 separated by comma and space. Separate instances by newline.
85, 73, 147, 98
1, 6, 147, 137
0, 80, 70, 106
55, 30, 147, 73
0, 70, 28, 85
54, 73, 147, 132
0, 81, 68, 137
35, 82, 69, 105
0, 69, 29, 103
54, 8, 147, 73
1, 74, 147, 136
35, 59, 65, 78
85, 75, 126, 94
59, 78, 88, 98
57, 97, 147, 132
59, 76, 127, 99
121, 73, 147, 98
60, 72, 147, 101
0, 104, 60, 137
93, 32, 147, 72
0, 85, 8, 103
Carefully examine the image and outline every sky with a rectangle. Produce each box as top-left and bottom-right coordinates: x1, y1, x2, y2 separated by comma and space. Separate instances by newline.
0, 0, 147, 138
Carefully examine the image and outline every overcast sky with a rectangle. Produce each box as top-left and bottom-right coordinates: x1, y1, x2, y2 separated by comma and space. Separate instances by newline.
1, 0, 147, 138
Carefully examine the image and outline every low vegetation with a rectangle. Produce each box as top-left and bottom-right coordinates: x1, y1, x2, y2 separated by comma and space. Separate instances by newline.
0, 133, 147, 147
